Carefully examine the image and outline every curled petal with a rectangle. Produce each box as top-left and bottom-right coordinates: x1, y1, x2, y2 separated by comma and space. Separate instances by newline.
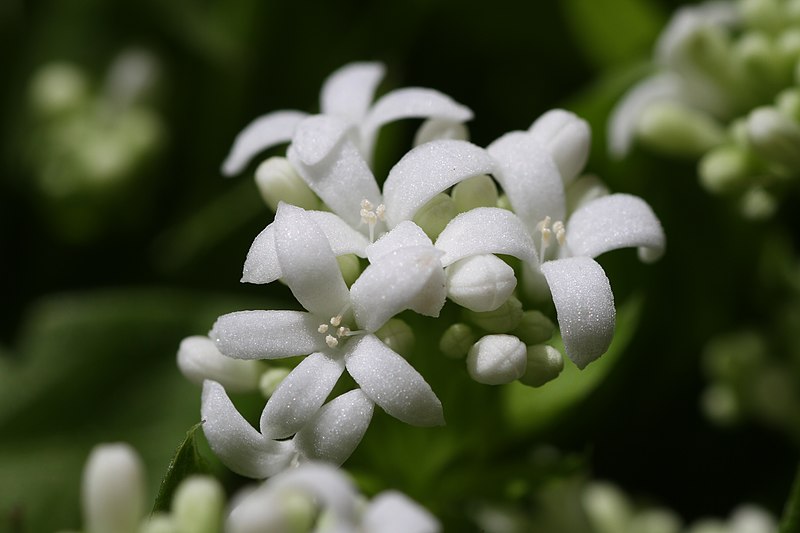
435, 207, 537, 267
274, 203, 351, 319
177, 335, 261, 392
366, 220, 433, 263
566, 193, 665, 262
383, 140, 494, 227
260, 352, 346, 439
222, 111, 307, 176
293, 390, 375, 466
540, 257, 615, 370
487, 131, 565, 230
350, 246, 447, 331
363, 491, 441, 533
201, 381, 295, 478
345, 334, 444, 426
528, 109, 591, 185
320, 62, 386, 123
211, 310, 325, 360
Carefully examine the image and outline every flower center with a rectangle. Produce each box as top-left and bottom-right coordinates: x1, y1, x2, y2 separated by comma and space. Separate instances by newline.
536, 216, 566, 262
360, 198, 386, 242
317, 313, 363, 349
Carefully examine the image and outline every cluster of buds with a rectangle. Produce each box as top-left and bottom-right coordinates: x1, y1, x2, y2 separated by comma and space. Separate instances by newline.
178, 63, 665, 480
610, 0, 800, 219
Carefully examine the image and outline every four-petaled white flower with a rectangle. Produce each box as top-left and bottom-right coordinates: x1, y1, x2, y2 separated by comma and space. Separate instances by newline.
488, 109, 666, 369
221, 61, 473, 176
202, 203, 447, 478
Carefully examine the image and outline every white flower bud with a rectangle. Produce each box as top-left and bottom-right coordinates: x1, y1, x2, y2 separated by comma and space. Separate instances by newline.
446, 254, 516, 312
728, 505, 777, 533
29, 62, 88, 116
636, 101, 724, 157
259, 367, 292, 399
740, 186, 777, 220
172, 476, 225, 533
451, 175, 498, 213
776, 87, 800, 122
140, 514, 176, 533
701, 384, 740, 426
374, 318, 415, 358
519, 344, 563, 387
413, 193, 457, 240
177, 336, 261, 393
740, 0, 785, 33
82, 443, 145, 533
466, 334, 527, 385
529, 109, 591, 184
582, 482, 632, 533
255, 157, 319, 212
439, 323, 477, 359
227, 489, 317, 533
628, 509, 682, 533
413, 118, 469, 146
464, 296, 523, 333
746, 106, 800, 168
698, 145, 753, 193
511, 311, 555, 345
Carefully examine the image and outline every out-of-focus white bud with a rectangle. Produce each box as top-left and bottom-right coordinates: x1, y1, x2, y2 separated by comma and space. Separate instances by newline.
636, 101, 724, 157
734, 32, 787, 98
582, 482, 633, 533
413, 193, 457, 240
698, 145, 753, 193
255, 157, 320, 212
227, 489, 317, 533
172, 476, 225, 533
29, 62, 88, 116
746, 106, 800, 168
464, 296, 523, 333
529, 109, 591, 185
439, 323, 477, 359
82, 443, 146, 533
740, 186, 777, 220
701, 384, 740, 426
776, 87, 800, 122
446, 254, 516, 312
518, 344, 563, 387
139, 514, 176, 533
740, 0, 786, 33
259, 368, 292, 399
337, 254, 362, 287
414, 118, 469, 146
451, 175, 498, 213
728, 505, 777, 533
466, 334, 527, 385
177, 336, 261, 393
628, 509, 682, 533
374, 318, 415, 358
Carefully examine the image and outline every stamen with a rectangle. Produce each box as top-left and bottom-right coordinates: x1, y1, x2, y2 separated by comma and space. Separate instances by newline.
337, 326, 350, 337
553, 221, 566, 247
325, 335, 339, 348
330, 315, 342, 327
318, 324, 329, 334
359, 198, 386, 243
375, 204, 386, 221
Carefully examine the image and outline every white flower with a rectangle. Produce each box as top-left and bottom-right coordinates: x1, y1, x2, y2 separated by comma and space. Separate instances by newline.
221, 61, 473, 176
226, 462, 440, 533
488, 110, 666, 369
202, 203, 446, 478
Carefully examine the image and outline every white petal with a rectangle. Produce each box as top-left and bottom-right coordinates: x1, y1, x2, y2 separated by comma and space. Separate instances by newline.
201, 381, 295, 478
487, 131, 565, 230
320, 62, 386, 123
434, 207, 537, 267
293, 390, 375, 466
607, 74, 680, 158
267, 462, 359, 523
366, 220, 433, 263
383, 140, 494, 227
177, 335, 261, 392
259, 352, 346, 439
350, 246, 446, 331
222, 110, 308, 176
287, 117, 382, 230
306, 210, 371, 257
241, 223, 281, 284
655, 2, 739, 65
360, 87, 473, 158
274, 203, 351, 318
528, 109, 591, 185
211, 310, 325, 360
363, 491, 441, 533
344, 334, 444, 426
540, 257, 615, 370
566, 194, 665, 262
82, 444, 145, 533
413, 118, 470, 146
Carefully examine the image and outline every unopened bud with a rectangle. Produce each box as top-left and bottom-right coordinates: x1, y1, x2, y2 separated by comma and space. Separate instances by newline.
259, 368, 292, 399
140, 514, 176, 533
255, 157, 319, 212
226, 489, 316, 533
582, 482, 633, 533
446, 254, 516, 312
413, 193, 457, 240
414, 118, 469, 146
178, 336, 261, 393
701, 384, 740, 426
628, 509, 682, 533
518, 344, 563, 387
776, 87, 800, 122
466, 334, 527, 385
83, 443, 145, 533
746, 106, 800, 168
740, 0, 785, 33
511, 311, 555, 345
698, 145, 753, 193
29, 62, 88, 116
464, 296, 523, 333
374, 318, 415, 358
637, 101, 724, 157
451, 175, 498, 213
529, 109, 591, 184
439, 323, 477, 359
740, 186, 777, 220
734, 32, 787, 98
172, 476, 225, 533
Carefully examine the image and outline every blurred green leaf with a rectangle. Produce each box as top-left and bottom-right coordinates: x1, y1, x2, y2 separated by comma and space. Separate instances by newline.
782, 463, 800, 533
501, 294, 643, 435
153, 422, 208, 513
561, 0, 665, 70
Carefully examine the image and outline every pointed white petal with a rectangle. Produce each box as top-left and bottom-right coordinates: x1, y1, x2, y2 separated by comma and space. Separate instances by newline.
350, 246, 446, 331
293, 389, 375, 466
566, 193, 665, 262
211, 310, 325, 360
306, 210, 371, 257
242, 223, 281, 284
363, 491, 441, 533
435, 207, 537, 267
274, 203, 351, 318
528, 109, 591, 185
540, 257, 615, 370
383, 140, 494, 227
288, 116, 382, 229
344, 334, 444, 426
607, 74, 680, 158
201, 381, 295, 478
320, 62, 386, 123
366, 220, 433, 263
360, 87, 473, 158
259, 352, 346, 439
222, 111, 308, 176
487, 131, 565, 230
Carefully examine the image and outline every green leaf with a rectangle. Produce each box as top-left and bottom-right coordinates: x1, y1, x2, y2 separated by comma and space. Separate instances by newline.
561, 0, 665, 70
781, 463, 800, 533
501, 294, 644, 435
152, 422, 209, 513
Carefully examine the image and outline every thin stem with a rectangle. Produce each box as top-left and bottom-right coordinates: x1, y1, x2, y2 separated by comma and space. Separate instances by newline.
780, 463, 800, 533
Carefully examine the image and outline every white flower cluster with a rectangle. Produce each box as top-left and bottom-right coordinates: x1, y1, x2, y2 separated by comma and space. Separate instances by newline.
178, 63, 666, 479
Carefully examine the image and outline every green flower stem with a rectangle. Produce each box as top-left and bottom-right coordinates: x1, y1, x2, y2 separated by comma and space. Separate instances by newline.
781, 463, 800, 533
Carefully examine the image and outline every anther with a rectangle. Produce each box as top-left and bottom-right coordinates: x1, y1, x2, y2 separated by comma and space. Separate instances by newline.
325, 335, 339, 348
330, 315, 342, 327
318, 324, 329, 334
337, 326, 350, 337
552, 221, 566, 246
